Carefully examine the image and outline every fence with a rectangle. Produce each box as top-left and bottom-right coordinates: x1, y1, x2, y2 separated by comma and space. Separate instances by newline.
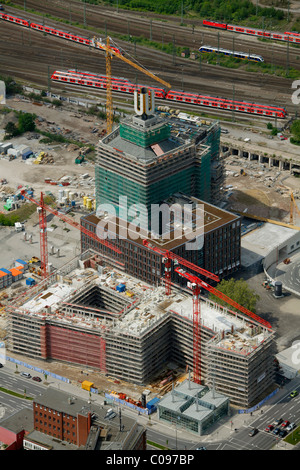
238, 388, 279, 414
7, 356, 70, 383
105, 393, 149, 415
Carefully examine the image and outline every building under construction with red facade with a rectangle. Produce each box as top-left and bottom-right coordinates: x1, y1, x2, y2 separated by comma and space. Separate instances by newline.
6, 251, 275, 409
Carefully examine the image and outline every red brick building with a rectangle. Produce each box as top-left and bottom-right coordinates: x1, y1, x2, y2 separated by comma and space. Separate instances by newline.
29, 388, 146, 450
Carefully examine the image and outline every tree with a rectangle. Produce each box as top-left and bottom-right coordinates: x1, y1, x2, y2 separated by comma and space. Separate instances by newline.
17, 112, 36, 133
4, 121, 20, 138
291, 120, 300, 144
208, 278, 260, 313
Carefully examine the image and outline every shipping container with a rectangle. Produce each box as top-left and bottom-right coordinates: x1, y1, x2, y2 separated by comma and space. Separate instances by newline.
26, 277, 36, 286
116, 283, 126, 293
81, 380, 94, 391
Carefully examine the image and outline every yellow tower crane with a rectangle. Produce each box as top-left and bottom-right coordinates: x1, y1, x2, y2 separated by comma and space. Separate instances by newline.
290, 191, 300, 226
94, 36, 172, 134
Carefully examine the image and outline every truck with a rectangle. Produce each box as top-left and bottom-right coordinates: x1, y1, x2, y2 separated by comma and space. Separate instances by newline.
14, 222, 24, 232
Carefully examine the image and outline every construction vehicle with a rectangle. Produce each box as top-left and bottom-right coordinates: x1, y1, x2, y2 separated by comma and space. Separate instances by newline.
14, 222, 25, 232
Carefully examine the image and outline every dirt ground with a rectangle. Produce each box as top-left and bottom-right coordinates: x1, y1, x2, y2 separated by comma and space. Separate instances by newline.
0, 97, 105, 197
224, 154, 300, 223
6, 349, 150, 399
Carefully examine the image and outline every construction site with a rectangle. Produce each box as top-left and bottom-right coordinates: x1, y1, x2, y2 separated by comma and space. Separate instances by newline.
5, 249, 275, 409
1, 3, 300, 428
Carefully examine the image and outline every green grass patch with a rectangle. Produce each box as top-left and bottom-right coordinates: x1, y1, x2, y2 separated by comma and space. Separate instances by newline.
199, 51, 300, 79
0, 195, 55, 226
0, 386, 33, 400
36, 129, 95, 151
147, 440, 170, 450
284, 426, 300, 445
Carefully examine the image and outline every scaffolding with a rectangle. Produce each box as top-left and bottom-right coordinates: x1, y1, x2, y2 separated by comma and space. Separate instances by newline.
6, 254, 275, 407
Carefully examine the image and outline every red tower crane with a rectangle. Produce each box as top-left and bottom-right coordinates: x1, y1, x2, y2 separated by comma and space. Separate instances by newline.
174, 266, 272, 384
37, 192, 49, 278
21, 191, 123, 278
142, 240, 220, 295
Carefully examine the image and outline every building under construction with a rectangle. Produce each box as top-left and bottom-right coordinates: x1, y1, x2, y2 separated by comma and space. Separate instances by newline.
81, 191, 241, 288
6, 251, 275, 408
80, 92, 238, 287
95, 98, 223, 223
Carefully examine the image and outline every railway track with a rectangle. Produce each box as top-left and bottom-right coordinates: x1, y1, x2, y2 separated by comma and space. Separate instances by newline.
0, 2, 296, 116
50, 82, 287, 126
8, 0, 300, 68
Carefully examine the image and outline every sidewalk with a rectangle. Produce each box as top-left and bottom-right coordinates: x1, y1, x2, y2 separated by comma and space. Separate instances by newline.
3, 359, 300, 450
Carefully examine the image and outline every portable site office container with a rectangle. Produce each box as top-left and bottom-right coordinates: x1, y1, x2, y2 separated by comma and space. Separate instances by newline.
0, 271, 9, 288
15, 259, 28, 271
9, 267, 23, 282
1, 143, 13, 154
0, 269, 12, 288
0, 268, 12, 280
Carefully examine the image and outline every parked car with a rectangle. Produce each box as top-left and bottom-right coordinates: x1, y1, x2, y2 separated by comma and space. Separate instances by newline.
286, 423, 296, 432
265, 424, 274, 432
274, 418, 283, 426
20, 372, 31, 378
273, 427, 281, 435
249, 428, 258, 437
279, 429, 287, 438
32, 376, 42, 382
281, 420, 290, 428
290, 390, 298, 398
0, 363, 3, 368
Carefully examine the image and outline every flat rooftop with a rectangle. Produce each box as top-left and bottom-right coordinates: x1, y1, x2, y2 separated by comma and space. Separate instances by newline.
83, 193, 240, 251
158, 379, 229, 421
241, 222, 300, 267
102, 112, 213, 165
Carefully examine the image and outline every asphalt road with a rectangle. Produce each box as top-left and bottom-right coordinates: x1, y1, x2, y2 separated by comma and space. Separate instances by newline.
0, 366, 43, 417
277, 254, 300, 295
1, 361, 300, 451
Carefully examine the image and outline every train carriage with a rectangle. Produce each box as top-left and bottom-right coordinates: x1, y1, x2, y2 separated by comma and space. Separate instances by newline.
203, 18, 300, 43
203, 20, 227, 29
199, 45, 264, 62
0, 12, 30, 27
51, 70, 287, 118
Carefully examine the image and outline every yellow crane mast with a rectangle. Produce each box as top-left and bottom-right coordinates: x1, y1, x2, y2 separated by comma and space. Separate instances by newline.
94, 36, 172, 134
290, 191, 300, 226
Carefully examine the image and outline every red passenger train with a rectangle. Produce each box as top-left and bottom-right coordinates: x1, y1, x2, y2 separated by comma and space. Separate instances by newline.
51, 70, 287, 119
203, 19, 300, 43
0, 12, 288, 119
0, 12, 122, 53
